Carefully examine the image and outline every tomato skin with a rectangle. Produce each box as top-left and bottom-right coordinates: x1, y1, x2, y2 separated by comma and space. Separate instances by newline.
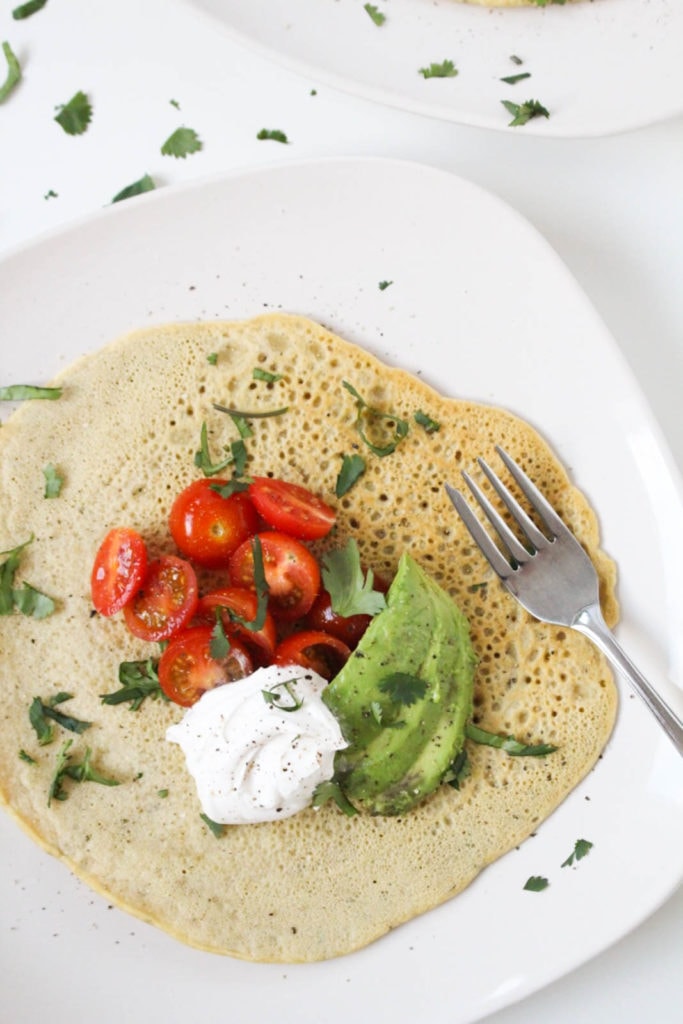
168, 478, 259, 568
274, 630, 351, 681
122, 555, 198, 642
194, 587, 277, 665
248, 477, 336, 541
91, 527, 148, 617
229, 531, 321, 622
158, 626, 253, 707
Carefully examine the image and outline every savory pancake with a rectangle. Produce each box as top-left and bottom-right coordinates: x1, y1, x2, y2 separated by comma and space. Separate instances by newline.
0, 313, 617, 962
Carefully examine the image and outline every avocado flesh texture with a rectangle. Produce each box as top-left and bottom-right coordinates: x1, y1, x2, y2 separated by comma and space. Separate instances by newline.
323, 552, 476, 816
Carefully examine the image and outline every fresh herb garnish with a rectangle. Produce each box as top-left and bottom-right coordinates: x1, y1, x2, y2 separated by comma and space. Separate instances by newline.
561, 838, 593, 867
501, 98, 550, 127
200, 812, 226, 837
523, 875, 549, 892
207, 352, 218, 365
209, 610, 231, 660
256, 129, 289, 143
419, 59, 457, 80
379, 672, 428, 707
54, 90, 92, 135
0, 384, 62, 401
12, 0, 48, 18
312, 780, 358, 816
342, 380, 409, 457
465, 722, 557, 756
335, 453, 366, 497
44, 189, 58, 200
101, 658, 165, 710
19, 749, 37, 764
252, 367, 283, 383
378, 280, 393, 290
216, 536, 269, 634
500, 72, 531, 85
444, 748, 470, 790
0, 41, 21, 103
213, 402, 289, 420
262, 679, 304, 712
414, 409, 440, 433
29, 694, 91, 745
43, 463, 63, 498
0, 536, 55, 619
111, 173, 156, 204
161, 127, 202, 158
364, 3, 386, 25
48, 740, 119, 805
194, 421, 234, 477
322, 538, 386, 618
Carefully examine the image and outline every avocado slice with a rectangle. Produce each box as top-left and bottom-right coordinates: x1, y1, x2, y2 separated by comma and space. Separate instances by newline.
323, 552, 476, 815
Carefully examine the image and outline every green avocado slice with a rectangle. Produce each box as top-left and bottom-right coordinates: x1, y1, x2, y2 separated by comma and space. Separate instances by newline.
323, 552, 476, 815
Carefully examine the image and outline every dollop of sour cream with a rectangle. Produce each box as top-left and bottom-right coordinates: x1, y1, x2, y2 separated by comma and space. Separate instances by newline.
166, 664, 347, 825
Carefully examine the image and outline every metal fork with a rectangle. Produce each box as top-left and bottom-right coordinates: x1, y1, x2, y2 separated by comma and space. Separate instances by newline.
445, 445, 683, 756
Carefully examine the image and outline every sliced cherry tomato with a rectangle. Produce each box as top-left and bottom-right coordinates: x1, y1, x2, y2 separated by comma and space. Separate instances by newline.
194, 587, 277, 665
305, 590, 374, 649
122, 555, 198, 642
158, 625, 254, 707
91, 527, 148, 617
168, 478, 259, 568
248, 477, 336, 541
229, 530, 321, 622
274, 630, 351, 681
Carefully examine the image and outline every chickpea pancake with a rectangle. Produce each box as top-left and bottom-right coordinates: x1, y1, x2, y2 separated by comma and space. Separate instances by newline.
0, 314, 617, 962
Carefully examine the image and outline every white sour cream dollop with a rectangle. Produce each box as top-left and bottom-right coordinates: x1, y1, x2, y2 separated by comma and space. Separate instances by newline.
166, 664, 347, 825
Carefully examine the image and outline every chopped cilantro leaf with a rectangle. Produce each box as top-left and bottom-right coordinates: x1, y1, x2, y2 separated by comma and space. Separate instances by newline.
379, 672, 428, 707
101, 659, 165, 711
0, 40, 21, 102
419, 59, 457, 80
257, 128, 289, 143
12, 1, 48, 18
262, 680, 304, 712
48, 740, 119, 805
111, 173, 156, 204
500, 72, 531, 85
524, 875, 549, 892
252, 367, 283, 383
364, 5, 386, 26
0, 384, 62, 401
322, 538, 386, 618
43, 463, 63, 498
207, 352, 218, 365
19, 749, 37, 764
194, 421, 233, 477
378, 280, 393, 290
29, 694, 91, 744
335, 453, 366, 497
312, 780, 358, 816
414, 409, 440, 434
200, 812, 226, 837
54, 90, 92, 135
465, 722, 557, 757
161, 127, 202, 158
561, 838, 593, 867
501, 98, 550, 127
0, 536, 55, 619
209, 612, 231, 660
444, 749, 470, 790
342, 380, 409, 457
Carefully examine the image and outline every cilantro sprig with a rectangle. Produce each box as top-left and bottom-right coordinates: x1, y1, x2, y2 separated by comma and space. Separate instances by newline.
29, 693, 91, 746
0, 537, 55, 619
48, 739, 119, 806
101, 659, 166, 711
322, 538, 386, 618
419, 59, 457, 80
561, 838, 593, 867
54, 91, 92, 135
501, 98, 550, 127
161, 127, 202, 158
379, 672, 428, 707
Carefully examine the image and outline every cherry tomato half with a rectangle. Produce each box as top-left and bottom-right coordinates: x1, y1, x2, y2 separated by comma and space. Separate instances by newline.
168, 478, 259, 568
229, 530, 321, 622
248, 477, 336, 541
158, 625, 253, 707
274, 630, 351, 681
122, 555, 198, 642
194, 586, 277, 665
91, 527, 148, 617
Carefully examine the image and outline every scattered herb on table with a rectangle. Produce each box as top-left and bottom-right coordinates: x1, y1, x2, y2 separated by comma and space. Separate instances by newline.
54, 90, 92, 135
500, 72, 531, 85
111, 173, 156, 204
12, 0, 48, 18
419, 59, 457, 80
161, 127, 202, 158
524, 875, 549, 892
364, 4, 386, 26
257, 128, 289, 143
44, 189, 58, 200
378, 280, 393, 290
0, 40, 21, 103
502, 98, 550, 127
0, 384, 62, 401
561, 838, 593, 867
43, 463, 63, 498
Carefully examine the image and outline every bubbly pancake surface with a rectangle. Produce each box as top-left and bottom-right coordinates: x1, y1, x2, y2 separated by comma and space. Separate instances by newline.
0, 314, 617, 962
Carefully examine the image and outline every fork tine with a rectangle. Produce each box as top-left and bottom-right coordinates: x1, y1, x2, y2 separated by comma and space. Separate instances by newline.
444, 483, 514, 580
461, 470, 532, 564
495, 446, 569, 539
477, 457, 549, 551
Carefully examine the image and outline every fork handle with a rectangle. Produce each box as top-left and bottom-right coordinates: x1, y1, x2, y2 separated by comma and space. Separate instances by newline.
574, 603, 683, 756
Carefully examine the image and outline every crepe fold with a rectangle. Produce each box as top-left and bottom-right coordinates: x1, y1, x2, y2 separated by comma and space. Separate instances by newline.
0, 314, 617, 962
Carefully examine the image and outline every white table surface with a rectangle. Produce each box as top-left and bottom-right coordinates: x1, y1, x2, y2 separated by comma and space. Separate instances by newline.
1, 2, 681, 1022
